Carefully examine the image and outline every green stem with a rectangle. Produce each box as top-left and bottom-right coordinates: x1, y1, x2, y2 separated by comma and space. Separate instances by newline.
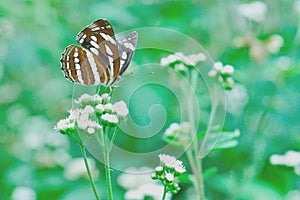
80, 145, 100, 200
108, 126, 119, 151
162, 185, 167, 200
103, 129, 114, 200
198, 92, 218, 158
196, 158, 205, 200
188, 69, 205, 200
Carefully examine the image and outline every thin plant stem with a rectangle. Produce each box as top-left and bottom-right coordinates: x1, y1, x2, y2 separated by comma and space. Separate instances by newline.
185, 69, 206, 199
103, 128, 114, 200
196, 158, 205, 200
198, 89, 218, 158
80, 145, 101, 200
162, 185, 167, 200
108, 126, 119, 151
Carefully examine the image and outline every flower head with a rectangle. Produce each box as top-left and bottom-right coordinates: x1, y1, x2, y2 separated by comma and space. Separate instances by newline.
54, 118, 75, 132
270, 150, 300, 176
74, 93, 102, 106
112, 101, 129, 117
165, 172, 174, 182
160, 52, 206, 67
152, 154, 186, 196
163, 122, 190, 147
101, 113, 119, 126
208, 62, 235, 90
238, 1, 267, 22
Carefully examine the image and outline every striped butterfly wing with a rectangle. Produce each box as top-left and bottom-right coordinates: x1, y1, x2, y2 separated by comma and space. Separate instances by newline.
117, 31, 138, 75
76, 19, 120, 86
60, 45, 108, 85
60, 19, 137, 86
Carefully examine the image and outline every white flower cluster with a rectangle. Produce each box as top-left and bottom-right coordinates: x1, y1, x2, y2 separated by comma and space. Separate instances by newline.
152, 154, 186, 195
158, 154, 186, 174
208, 62, 235, 90
117, 167, 171, 200
160, 52, 206, 71
233, 33, 284, 61
238, 1, 267, 22
270, 150, 300, 175
74, 93, 103, 105
95, 96, 129, 126
54, 105, 101, 135
163, 122, 190, 147
54, 93, 129, 137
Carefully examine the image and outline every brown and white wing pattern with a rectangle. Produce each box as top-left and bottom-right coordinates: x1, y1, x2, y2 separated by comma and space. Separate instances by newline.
76, 19, 120, 85
117, 31, 138, 75
60, 19, 137, 86
60, 45, 109, 85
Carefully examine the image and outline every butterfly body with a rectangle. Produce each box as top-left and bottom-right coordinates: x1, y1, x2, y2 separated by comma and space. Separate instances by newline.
60, 19, 138, 86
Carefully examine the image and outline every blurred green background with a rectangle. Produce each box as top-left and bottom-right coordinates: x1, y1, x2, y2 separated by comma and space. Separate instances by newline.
1, 0, 300, 199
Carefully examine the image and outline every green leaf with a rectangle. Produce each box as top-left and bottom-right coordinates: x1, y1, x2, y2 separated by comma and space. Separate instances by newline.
203, 167, 218, 180
178, 173, 193, 184
213, 129, 240, 150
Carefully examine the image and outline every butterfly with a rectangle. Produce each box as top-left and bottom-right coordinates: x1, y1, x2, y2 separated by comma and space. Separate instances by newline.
60, 19, 138, 86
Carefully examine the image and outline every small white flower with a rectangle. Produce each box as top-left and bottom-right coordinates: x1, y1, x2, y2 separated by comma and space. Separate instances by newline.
101, 93, 111, 102
112, 101, 129, 117
221, 65, 234, 74
69, 105, 95, 121
155, 166, 163, 172
226, 77, 234, 85
74, 93, 102, 104
160, 53, 182, 66
159, 154, 186, 173
159, 154, 177, 167
238, 1, 267, 22
270, 150, 300, 167
101, 113, 119, 124
165, 173, 174, 182
95, 104, 105, 112
174, 63, 188, 72
160, 52, 206, 67
95, 103, 113, 113
186, 53, 206, 66
164, 123, 180, 137
266, 34, 284, 54
68, 109, 82, 120
82, 105, 95, 115
208, 69, 217, 77
104, 103, 113, 110
87, 127, 95, 134
11, 186, 36, 200
54, 118, 75, 131
77, 119, 101, 131
175, 164, 186, 174
213, 62, 223, 70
